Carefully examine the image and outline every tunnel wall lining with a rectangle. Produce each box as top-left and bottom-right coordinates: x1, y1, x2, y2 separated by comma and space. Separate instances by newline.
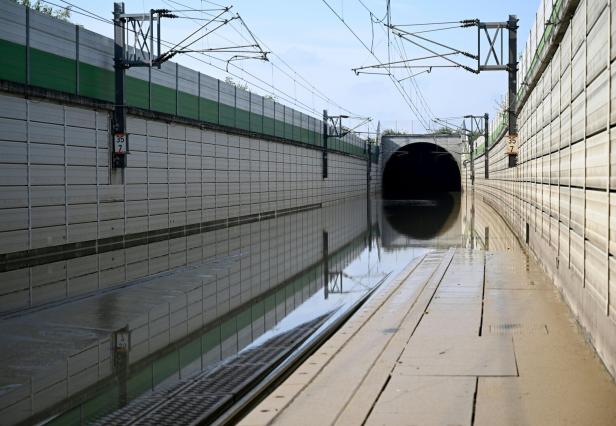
465, 0, 616, 378
0, 90, 379, 313
380, 134, 462, 174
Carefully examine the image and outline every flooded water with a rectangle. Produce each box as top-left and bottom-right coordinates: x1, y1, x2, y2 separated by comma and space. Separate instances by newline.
0, 190, 520, 425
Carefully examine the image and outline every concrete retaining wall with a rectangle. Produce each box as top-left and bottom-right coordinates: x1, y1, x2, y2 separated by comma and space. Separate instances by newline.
466, 0, 616, 378
0, 91, 378, 313
0, 196, 377, 424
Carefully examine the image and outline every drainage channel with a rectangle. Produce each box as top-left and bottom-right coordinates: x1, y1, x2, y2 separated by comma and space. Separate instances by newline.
212, 271, 391, 426
93, 273, 390, 426
93, 315, 329, 426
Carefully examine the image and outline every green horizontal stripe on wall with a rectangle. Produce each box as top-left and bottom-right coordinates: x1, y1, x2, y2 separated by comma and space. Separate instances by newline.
0, 39, 26, 83
178, 91, 199, 120
202, 327, 221, 354
252, 300, 265, 320
153, 351, 179, 386
0, 37, 367, 158
301, 128, 309, 144
236, 108, 250, 131
264, 293, 276, 315
79, 62, 114, 102
179, 336, 201, 368
125, 75, 149, 109
220, 317, 236, 341
150, 83, 176, 115
274, 119, 285, 138
82, 383, 119, 421
263, 116, 275, 136
127, 366, 153, 401
219, 103, 235, 128
199, 97, 218, 124
250, 112, 263, 134
275, 288, 286, 308
293, 124, 301, 142
284, 123, 293, 140
30, 47, 76, 93
237, 307, 252, 330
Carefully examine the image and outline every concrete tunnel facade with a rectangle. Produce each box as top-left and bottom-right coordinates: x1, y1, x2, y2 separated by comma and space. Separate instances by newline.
380, 134, 463, 199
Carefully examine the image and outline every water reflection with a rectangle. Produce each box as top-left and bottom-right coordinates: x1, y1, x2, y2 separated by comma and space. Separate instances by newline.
382, 192, 460, 240
3, 188, 525, 425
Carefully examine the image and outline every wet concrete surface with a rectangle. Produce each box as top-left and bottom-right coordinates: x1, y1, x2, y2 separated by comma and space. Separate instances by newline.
0, 194, 448, 424
241, 192, 616, 426
4, 190, 615, 425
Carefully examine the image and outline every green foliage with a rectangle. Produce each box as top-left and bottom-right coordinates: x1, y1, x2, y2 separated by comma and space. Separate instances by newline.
382, 128, 409, 136
225, 76, 249, 92
12, 0, 71, 20
432, 127, 456, 136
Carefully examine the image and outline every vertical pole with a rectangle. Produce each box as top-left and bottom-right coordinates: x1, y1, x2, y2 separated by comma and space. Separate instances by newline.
26, 7, 30, 86
367, 189, 372, 251
113, 3, 126, 134
323, 231, 329, 299
507, 14, 518, 167
113, 2, 127, 168
75, 25, 80, 95
470, 189, 475, 249
157, 11, 162, 68
367, 141, 372, 186
113, 328, 130, 407
470, 138, 475, 185
149, 9, 154, 64
484, 113, 489, 179
322, 109, 328, 179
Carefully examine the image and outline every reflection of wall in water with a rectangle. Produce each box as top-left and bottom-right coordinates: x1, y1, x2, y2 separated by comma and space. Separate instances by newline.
49, 218, 374, 424
379, 194, 462, 249
1, 197, 378, 424
460, 193, 520, 252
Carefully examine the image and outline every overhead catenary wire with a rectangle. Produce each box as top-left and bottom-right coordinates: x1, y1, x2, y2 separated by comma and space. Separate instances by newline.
321, 0, 431, 130
393, 36, 437, 121
350, 0, 436, 129
163, 0, 363, 120
54, 0, 372, 141
56, 0, 342, 121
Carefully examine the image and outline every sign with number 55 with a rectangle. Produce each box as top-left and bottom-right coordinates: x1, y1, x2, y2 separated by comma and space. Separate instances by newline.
114, 133, 128, 154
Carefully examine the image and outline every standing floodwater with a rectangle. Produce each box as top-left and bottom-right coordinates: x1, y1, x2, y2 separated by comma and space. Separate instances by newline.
1, 191, 496, 425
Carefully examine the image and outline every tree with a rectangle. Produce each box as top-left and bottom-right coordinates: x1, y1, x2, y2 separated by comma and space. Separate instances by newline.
12, 0, 71, 20
382, 129, 409, 136
224, 76, 249, 92
432, 127, 456, 136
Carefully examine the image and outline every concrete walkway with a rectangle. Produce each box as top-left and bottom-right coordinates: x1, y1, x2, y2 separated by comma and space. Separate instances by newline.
240, 246, 616, 425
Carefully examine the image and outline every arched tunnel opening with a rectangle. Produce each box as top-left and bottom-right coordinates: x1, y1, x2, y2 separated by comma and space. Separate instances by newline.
382, 142, 461, 199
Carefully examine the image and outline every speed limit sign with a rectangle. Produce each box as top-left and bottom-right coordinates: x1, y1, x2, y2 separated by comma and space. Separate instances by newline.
114, 133, 127, 154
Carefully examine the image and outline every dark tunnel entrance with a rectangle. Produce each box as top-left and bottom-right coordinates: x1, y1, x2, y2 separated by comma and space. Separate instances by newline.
382, 142, 461, 199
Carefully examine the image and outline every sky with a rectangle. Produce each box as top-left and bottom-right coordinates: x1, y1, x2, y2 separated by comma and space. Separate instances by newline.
60, 0, 539, 134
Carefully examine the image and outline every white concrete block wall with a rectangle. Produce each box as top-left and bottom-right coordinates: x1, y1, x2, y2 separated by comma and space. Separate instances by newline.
0, 92, 375, 312
0, 195, 374, 424
467, 0, 616, 378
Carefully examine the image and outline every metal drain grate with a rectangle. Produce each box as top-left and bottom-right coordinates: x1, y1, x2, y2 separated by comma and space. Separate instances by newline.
186, 363, 266, 395
133, 395, 232, 425
263, 326, 312, 347
234, 346, 288, 365
487, 323, 549, 335
95, 314, 330, 425
91, 396, 167, 426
